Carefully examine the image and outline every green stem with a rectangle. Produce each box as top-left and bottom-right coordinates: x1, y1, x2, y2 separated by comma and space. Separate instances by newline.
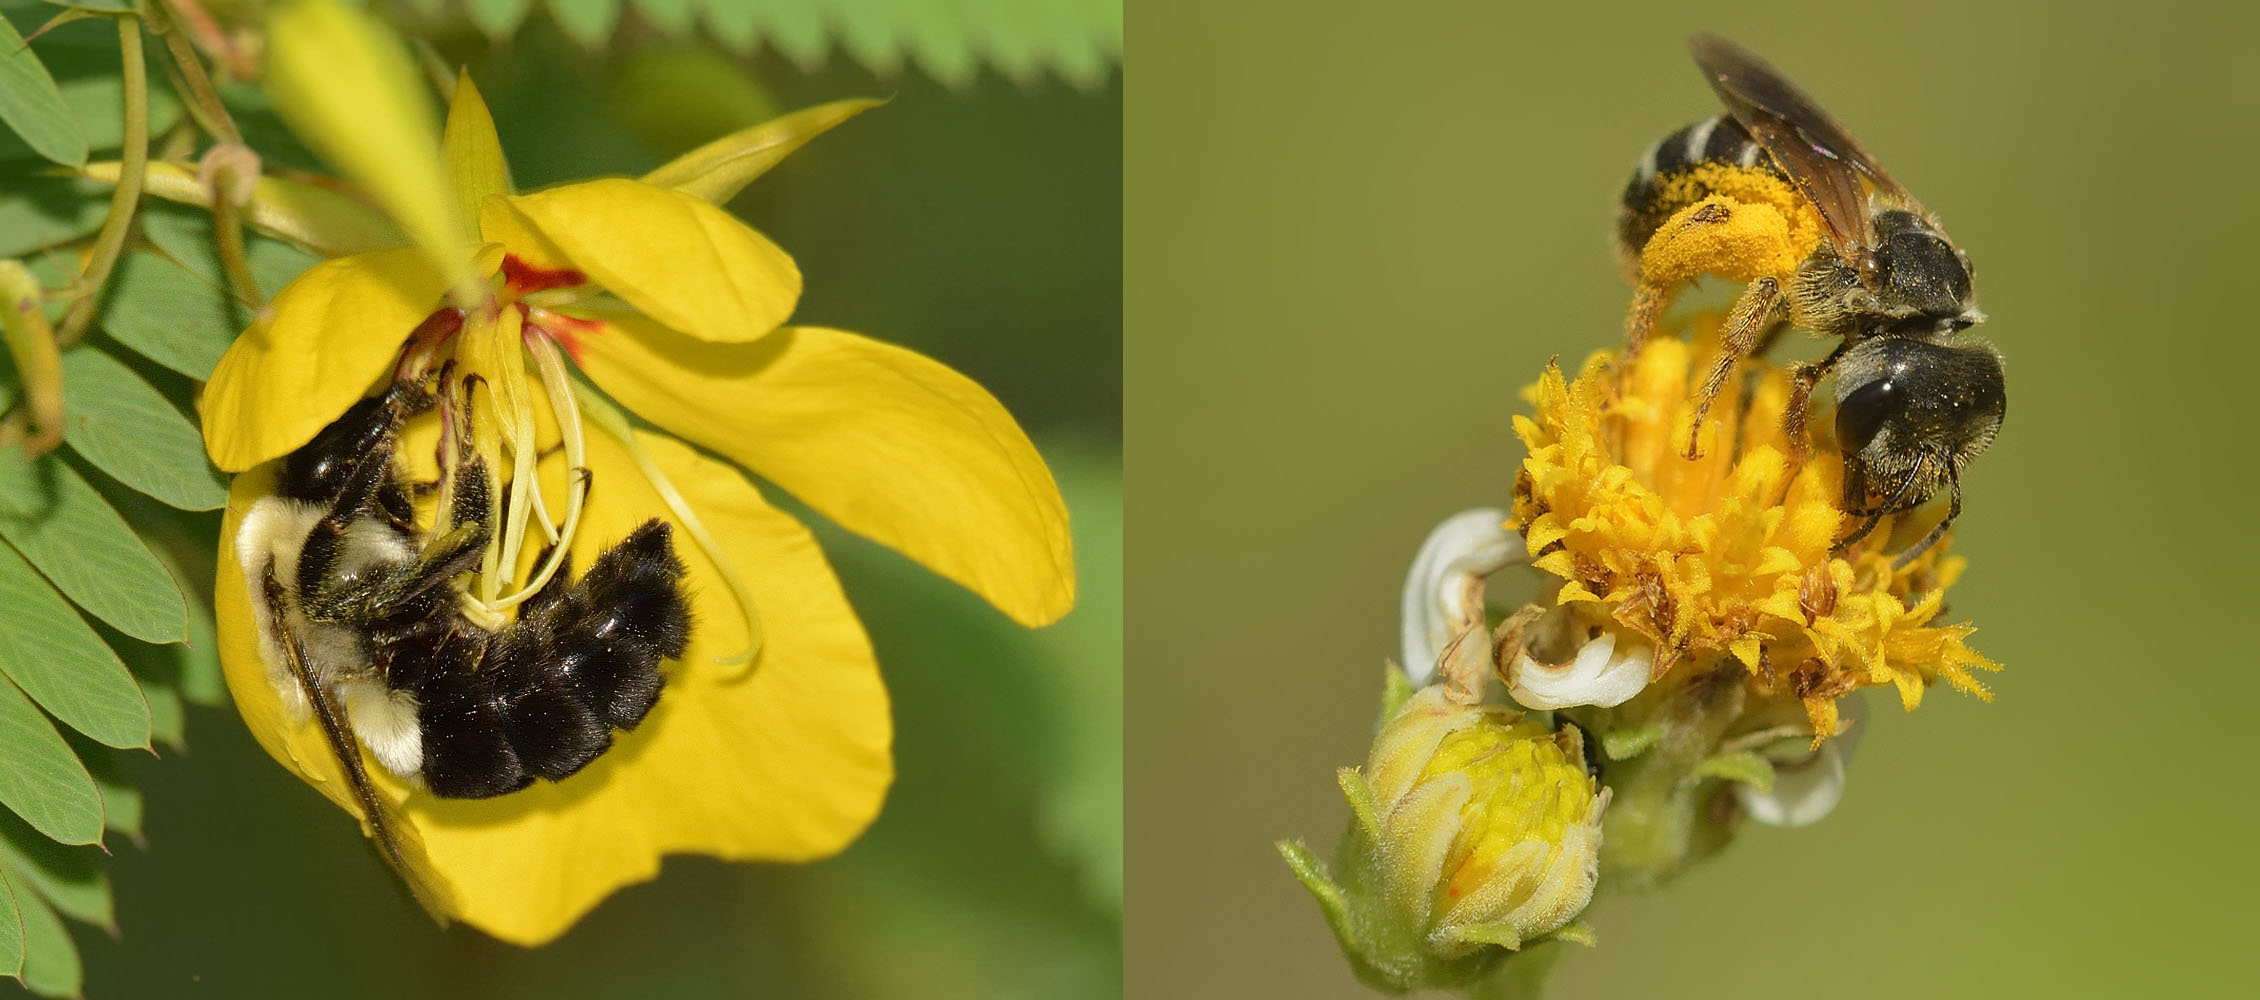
210, 175, 262, 307
1593, 667, 1746, 890
56, 16, 148, 347
149, 0, 240, 144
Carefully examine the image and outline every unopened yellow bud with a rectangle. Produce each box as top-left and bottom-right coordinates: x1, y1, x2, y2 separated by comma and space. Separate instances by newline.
1281, 681, 1607, 993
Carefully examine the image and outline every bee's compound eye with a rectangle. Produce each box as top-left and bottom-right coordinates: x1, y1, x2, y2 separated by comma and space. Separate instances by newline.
1836, 377, 1897, 453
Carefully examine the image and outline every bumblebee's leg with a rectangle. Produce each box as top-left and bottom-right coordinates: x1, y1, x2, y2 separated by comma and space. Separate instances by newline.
1684, 276, 1783, 459
1783, 339, 1853, 463
260, 559, 447, 922
1891, 466, 1961, 571
373, 454, 496, 614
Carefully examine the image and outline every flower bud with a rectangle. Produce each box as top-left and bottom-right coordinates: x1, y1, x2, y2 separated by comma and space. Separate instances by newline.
1280, 683, 1607, 993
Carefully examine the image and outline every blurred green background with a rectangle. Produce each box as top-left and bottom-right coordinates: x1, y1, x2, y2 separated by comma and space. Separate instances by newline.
58, 15, 1121, 1000
1129, 1, 2257, 996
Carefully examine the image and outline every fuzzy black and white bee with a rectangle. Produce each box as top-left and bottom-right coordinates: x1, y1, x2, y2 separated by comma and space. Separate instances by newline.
237, 377, 691, 830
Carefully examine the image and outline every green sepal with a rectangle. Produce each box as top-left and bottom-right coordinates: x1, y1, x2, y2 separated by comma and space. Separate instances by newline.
1601, 722, 1662, 760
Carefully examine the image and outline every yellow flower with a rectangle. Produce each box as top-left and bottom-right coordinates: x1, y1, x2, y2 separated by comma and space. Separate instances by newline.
191, 3, 1073, 945
1279, 681, 1604, 993
1509, 328, 1998, 741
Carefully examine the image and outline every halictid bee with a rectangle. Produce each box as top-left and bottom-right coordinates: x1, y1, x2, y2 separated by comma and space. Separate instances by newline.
236, 374, 689, 903
1617, 34, 2005, 566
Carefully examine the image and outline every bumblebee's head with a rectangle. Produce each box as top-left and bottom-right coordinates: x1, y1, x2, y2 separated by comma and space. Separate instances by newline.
274, 382, 434, 503
1833, 334, 2005, 512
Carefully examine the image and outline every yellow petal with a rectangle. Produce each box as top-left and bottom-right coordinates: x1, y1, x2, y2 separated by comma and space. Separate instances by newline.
482, 179, 800, 342
83, 160, 406, 257
575, 318, 1076, 626
265, 0, 474, 290
441, 70, 512, 233
200, 248, 449, 471
213, 426, 891, 944
639, 98, 883, 205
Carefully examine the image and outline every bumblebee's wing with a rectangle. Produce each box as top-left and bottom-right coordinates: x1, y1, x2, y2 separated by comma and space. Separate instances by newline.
258, 564, 451, 924
1690, 34, 1909, 280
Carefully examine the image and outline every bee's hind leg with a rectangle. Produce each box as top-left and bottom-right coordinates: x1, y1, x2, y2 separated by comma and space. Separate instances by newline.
1685, 275, 1783, 459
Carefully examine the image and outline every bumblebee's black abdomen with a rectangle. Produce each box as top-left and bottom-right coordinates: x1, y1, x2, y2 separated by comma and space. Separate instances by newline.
411, 519, 690, 799
1616, 114, 1777, 253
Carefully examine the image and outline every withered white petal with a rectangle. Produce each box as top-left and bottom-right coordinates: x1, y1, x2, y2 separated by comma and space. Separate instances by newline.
1398, 508, 1521, 686
1737, 693, 1868, 827
1505, 629, 1652, 710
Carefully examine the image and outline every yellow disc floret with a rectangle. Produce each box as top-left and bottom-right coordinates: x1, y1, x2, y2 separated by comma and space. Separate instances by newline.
1509, 332, 1999, 740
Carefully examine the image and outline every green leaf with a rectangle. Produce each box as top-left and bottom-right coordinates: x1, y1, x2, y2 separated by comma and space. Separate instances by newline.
34, 0, 136, 13
751, 1, 826, 68
676, 0, 1120, 86
0, 10, 180, 161
0, 534, 152, 750
57, 346, 227, 510
0, 866, 20, 980
466, 0, 536, 39
698, 0, 756, 53
131, 514, 225, 707
0, 671, 102, 845
4, 863, 76, 998
547, 0, 621, 49
0, 808, 111, 932
0, 160, 107, 257
0, 8, 84, 166
77, 746, 137, 840
95, 249, 241, 379
630, 0, 696, 35
1693, 750, 1776, 793
135, 660, 182, 749
137, 202, 324, 296
1027, 448, 1121, 911
1602, 723, 1663, 761
0, 448, 187, 647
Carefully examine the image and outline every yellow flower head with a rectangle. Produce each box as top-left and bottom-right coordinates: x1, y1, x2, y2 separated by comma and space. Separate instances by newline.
193, 4, 1075, 945
1279, 681, 1604, 994
1508, 328, 1999, 742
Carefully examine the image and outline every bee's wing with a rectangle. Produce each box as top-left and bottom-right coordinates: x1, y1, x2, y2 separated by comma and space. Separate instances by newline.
1690, 33, 1913, 282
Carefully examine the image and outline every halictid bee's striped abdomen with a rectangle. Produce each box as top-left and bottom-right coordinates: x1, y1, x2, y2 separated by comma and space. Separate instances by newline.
238, 382, 691, 799
1615, 114, 1786, 260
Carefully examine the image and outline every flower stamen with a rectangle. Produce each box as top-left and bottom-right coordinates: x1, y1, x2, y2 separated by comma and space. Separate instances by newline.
486, 327, 590, 610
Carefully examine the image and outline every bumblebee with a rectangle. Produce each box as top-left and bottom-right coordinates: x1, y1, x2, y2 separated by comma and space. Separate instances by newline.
236, 375, 689, 905
1617, 34, 2005, 565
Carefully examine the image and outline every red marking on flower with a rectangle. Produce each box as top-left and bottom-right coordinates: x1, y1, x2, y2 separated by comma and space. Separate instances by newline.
501, 254, 589, 296
407, 306, 466, 349
523, 304, 601, 365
